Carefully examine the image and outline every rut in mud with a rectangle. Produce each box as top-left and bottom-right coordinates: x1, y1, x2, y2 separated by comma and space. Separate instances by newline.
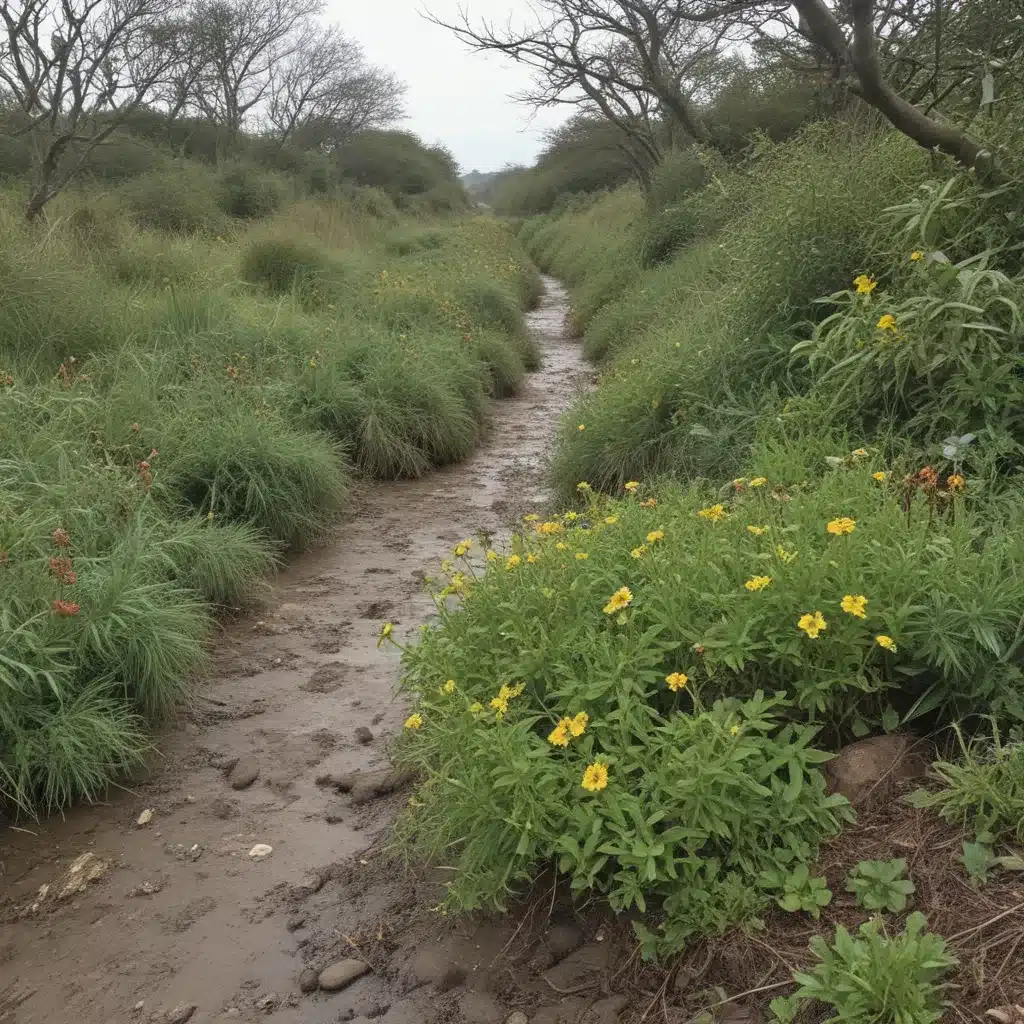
0, 278, 590, 1024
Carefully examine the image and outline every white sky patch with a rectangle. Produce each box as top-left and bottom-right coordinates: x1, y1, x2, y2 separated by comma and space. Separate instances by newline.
330, 0, 568, 173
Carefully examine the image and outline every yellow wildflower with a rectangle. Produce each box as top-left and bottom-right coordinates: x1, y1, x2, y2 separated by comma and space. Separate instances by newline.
872, 471, 887, 482
575, 552, 589, 560
569, 711, 589, 737
826, 517, 856, 536
876, 635, 898, 652
527, 553, 539, 564
624, 481, 640, 492
665, 671, 688, 692
852, 448, 869, 458
948, 473, 966, 493
577, 424, 586, 432
506, 554, 521, 570
841, 594, 868, 619
603, 586, 633, 614
377, 622, 394, 648
640, 497, 657, 508
581, 761, 609, 792
910, 251, 924, 262
733, 478, 746, 488
747, 525, 767, 536
744, 575, 772, 592
486, 550, 499, 562
404, 713, 423, 730
469, 702, 484, 714
798, 611, 828, 639
697, 504, 728, 522
576, 481, 591, 491
548, 721, 571, 747
750, 477, 767, 488
489, 694, 509, 715
556, 542, 569, 551
854, 274, 877, 295
563, 511, 579, 523
524, 513, 540, 522
604, 515, 619, 525
647, 530, 664, 543
441, 679, 457, 694
453, 538, 473, 557
631, 545, 647, 559
730, 725, 741, 736
536, 521, 563, 535
876, 314, 897, 331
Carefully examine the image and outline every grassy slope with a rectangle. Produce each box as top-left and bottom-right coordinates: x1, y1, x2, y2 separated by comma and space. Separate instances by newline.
0, 173, 541, 814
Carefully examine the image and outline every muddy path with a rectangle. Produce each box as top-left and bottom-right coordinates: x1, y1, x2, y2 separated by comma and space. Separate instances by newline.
1, 278, 592, 1024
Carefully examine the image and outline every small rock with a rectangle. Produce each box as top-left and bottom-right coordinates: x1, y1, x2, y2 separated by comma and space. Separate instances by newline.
827, 733, 928, 806
434, 964, 467, 993
286, 915, 307, 932
299, 969, 319, 993
229, 758, 260, 790
546, 922, 583, 959
134, 1001, 145, 1012
136, 808, 154, 826
209, 754, 239, 772
165, 1005, 196, 1024
128, 880, 162, 897
319, 959, 370, 992
248, 844, 273, 859
255, 993, 279, 1012
506, 1013, 529, 1024
354, 726, 374, 745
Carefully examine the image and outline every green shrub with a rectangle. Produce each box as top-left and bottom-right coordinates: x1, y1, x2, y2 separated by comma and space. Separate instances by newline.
845, 858, 916, 912
240, 237, 330, 296
456, 277, 524, 337
776, 914, 956, 1024
218, 165, 285, 219
122, 166, 228, 234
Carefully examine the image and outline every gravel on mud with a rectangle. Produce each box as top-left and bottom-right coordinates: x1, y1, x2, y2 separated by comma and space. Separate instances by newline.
0, 278, 597, 1024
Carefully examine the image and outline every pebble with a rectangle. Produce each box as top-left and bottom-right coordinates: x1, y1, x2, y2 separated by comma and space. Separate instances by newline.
546, 922, 582, 959
134, 1001, 145, 1012
136, 809, 154, 826
299, 968, 319, 993
354, 726, 374, 744
318, 958, 370, 992
506, 1014, 528, 1024
165, 1005, 196, 1024
248, 844, 273, 859
229, 758, 260, 790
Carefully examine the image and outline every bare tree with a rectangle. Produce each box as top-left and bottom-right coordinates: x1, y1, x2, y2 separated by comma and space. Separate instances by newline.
186, 0, 322, 142
265, 25, 404, 151
0, 0, 179, 220
427, 1, 732, 183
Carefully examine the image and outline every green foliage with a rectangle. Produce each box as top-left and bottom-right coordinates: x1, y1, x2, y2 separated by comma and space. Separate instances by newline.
121, 165, 230, 234
335, 130, 463, 199
217, 165, 285, 219
789, 913, 956, 1024
907, 724, 1024, 842
846, 858, 916, 913
760, 862, 832, 918
240, 237, 329, 295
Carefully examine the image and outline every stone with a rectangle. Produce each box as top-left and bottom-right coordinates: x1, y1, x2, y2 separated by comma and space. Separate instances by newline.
248, 844, 273, 859
56, 852, 109, 899
507, 1014, 529, 1024
319, 959, 370, 992
459, 991, 503, 1024
826, 733, 928, 806
399, 948, 458, 993
546, 922, 583, 960
165, 1005, 196, 1024
229, 758, 260, 790
136, 808, 154, 826
542, 942, 611, 992
354, 726, 374, 745
581, 995, 630, 1024
299, 969, 319, 993
209, 754, 239, 772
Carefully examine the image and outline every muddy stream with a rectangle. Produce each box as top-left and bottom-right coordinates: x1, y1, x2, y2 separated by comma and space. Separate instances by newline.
1, 279, 608, 1024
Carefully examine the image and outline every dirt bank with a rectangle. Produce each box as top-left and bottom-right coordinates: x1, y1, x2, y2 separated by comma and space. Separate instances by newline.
0, 278, 590, 1024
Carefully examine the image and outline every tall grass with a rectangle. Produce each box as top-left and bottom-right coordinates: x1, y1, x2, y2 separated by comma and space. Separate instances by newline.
0, 168, 541, 815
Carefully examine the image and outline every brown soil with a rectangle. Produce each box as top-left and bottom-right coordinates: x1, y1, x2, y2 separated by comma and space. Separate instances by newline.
3, 279, 1023, 1024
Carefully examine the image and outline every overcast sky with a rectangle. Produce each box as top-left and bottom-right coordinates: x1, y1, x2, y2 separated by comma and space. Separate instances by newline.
333, 1, 568, 173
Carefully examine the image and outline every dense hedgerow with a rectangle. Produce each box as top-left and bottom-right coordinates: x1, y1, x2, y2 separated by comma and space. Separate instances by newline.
394, 454, 1024, 952
0, 179, 540, 814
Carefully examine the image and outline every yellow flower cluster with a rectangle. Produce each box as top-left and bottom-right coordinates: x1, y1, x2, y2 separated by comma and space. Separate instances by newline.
747, 525, 767, 536
624, 481, 640, 492
489, 681, 525, 717
404, 712, 423, 730
581, 761, 609, 792
826, 517, 856, 536
647, 529, 664, 543
536, 521, 563, 535
631, 545, 647, 559
854, 274, 877, 295
798, 611, 827, 638
745, 575, 772, 592
453, 538, 473, 557
698, 504, 728, 522
840, 594, 868, 619
603, 586, 633, 614
665, 671, 688, 692
548, 711, 589, 747
506, 554, 521, 570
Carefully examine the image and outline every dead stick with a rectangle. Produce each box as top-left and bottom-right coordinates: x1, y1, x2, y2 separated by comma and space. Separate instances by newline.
948, 902, 1024, 943
683, 979, 793, 1023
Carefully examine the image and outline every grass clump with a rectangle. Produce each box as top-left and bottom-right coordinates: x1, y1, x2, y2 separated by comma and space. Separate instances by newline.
240, 237, 330, 296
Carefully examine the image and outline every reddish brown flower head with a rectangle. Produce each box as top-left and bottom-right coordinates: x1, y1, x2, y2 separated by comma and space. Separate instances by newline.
149, 448, 159, 458
49, 556, 75, 582
52, 599, 81, 617
138, 460, 150, 471
52, 528, 71, 548
692, 643, 706, 655
918, 465, 939, 489
130, 422, 141, 432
